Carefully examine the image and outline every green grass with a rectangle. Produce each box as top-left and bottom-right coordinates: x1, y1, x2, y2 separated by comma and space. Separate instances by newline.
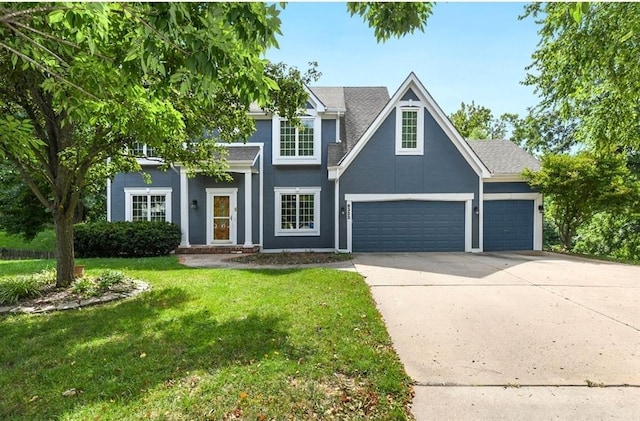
0, 257, 413, 420
0, 229, 56, 252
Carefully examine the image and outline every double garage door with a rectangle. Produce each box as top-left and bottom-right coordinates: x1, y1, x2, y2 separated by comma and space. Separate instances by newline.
351, 199, 534, 252
352, 201, 465, 252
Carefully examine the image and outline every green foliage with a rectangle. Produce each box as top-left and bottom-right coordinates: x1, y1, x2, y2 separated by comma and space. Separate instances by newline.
0, 160, 51, 241
74, 221, 181, 258
70, 270, 127, 297
0, 269, 55, 304
509, 110, 579, 155
523, 152, 636, 250
524, 2, 640, 152
449, 101, 515, 139
0, 229, 55, 252
574, 212, 640, 261
347, 2, 433, 42
0, 261, 413, 419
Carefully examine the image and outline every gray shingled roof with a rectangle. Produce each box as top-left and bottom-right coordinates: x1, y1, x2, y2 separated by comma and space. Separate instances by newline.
221, 146, 260, 164
309, 87, 346, 111
468, 139, 540, 175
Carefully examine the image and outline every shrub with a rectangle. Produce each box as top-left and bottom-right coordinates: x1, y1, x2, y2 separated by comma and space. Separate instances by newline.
96, 270, 126, 290
71, 277, 97, 297
74, 221, 181, 258
0, 269, 56, 304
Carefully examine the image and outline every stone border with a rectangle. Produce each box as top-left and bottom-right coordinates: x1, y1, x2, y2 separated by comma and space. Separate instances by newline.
0, 281, 151, 315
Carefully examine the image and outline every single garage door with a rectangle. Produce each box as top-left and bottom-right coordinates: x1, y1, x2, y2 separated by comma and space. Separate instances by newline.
484, 200, 534, 251
352, 201, 465, 252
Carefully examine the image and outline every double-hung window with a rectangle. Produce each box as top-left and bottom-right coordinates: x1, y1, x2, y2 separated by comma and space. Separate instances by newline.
131, 142, 157, 158
274, 187, 321, 236
124, 188, 172, 222
395, 104, 424, 155
272, 116, 321, 165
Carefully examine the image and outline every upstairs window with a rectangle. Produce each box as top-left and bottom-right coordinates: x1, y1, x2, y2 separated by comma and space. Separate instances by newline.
131, 142, 157, 158
395, 105, 424, 155
272, 116, 321, 165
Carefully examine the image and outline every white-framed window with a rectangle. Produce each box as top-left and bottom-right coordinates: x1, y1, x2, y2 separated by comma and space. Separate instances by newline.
131, 142, 157, 158
395, 104, 424, 155
272, 115, 321, 165
124, 188, 172, 222
274, 187, 321, 236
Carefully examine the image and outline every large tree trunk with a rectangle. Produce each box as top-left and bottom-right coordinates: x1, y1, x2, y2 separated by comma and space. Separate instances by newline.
54, 210, 76, 287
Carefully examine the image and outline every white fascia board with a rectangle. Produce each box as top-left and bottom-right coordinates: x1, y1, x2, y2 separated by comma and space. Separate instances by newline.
335, 72, 490, 179
305, 85, 326, 112
484, 193, 540, 201
484, 174, 527, 182
345, 193, 474, 202
327, 167, 340, 180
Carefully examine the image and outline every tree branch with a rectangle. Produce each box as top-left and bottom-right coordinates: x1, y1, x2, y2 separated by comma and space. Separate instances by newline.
6, 155, 53, 211
0, 6, 64, 23
0, 41, 99, 101
117, 3, 188, 56
5, 22, 70, 67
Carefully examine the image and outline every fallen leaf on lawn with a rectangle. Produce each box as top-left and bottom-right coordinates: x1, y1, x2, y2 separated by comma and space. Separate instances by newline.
239, 391, 248, 400
28, 396, 38, 403
140, 352, 146, 358
62, 388, 80, 397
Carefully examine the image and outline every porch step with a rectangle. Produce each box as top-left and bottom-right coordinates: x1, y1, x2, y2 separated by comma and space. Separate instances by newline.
175, 245, 260, 254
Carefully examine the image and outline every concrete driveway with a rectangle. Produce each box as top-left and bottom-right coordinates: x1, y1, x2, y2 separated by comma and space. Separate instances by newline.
353, 252, 640, 420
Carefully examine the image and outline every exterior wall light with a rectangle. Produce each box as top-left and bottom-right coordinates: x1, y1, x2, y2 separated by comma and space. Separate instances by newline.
538, 204, 544, 213
473, 206, 479, 215
191, 199, 198, 209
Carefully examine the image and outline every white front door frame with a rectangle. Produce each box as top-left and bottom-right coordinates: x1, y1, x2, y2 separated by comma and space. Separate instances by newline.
206, 188, 238, 245
344, 193, 475, 253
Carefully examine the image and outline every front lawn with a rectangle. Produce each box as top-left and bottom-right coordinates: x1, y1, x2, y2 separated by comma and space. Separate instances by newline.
0, 257, 413, 420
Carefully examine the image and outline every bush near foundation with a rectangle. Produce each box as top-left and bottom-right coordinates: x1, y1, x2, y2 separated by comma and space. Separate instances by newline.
74, 221, 181, 257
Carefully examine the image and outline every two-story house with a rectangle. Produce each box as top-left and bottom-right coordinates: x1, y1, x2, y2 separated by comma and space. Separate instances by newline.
108, 73, 542, 253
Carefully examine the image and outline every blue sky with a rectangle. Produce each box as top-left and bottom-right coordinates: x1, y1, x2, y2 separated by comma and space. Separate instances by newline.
266, 2, 541, 118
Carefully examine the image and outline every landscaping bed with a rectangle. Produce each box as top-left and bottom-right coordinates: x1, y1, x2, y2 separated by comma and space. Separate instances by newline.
228, 252, 352, 266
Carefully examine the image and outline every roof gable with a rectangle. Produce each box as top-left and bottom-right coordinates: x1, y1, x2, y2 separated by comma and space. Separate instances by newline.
333, 73, 490, 179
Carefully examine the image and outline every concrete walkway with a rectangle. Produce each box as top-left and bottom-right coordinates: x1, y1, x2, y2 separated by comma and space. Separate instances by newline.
353, 252, 640, 420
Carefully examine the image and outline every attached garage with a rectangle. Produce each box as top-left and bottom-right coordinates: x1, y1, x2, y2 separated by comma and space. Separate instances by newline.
351, 200, 466, 252
483, 199, 534, 251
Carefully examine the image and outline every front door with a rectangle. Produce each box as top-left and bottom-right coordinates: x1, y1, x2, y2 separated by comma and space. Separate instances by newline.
206, 188, 237, 244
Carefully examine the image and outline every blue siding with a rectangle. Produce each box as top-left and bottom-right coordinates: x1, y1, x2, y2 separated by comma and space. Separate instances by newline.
339, 107, 480, 250
484, 182, 536, 194
110, 168, 181, 224
484, 200, 534, 251
353, 201, 465, 252
249, 119, 336, 249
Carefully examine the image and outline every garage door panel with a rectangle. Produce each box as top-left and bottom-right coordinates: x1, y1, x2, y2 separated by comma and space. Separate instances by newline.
484, 200, 533, 251
352, 201, 465, 252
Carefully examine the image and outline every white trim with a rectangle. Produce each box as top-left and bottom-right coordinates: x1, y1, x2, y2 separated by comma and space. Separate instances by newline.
259, 143, 264, 247
179, 167, 190, 247
106, 178, 112, 222
328, 167, 340, 180
395, 104, 424, 155
345, 193, 474, 253
484, 174, 527, 182
483, 193, 543, 251
335, 113, 341, 143
124, 187, 173, 222
344, 193, 474, 202
478, 177, 484, 252
271, 115, 322, 165
484, 193, 540, 201
274, 187, 321, 236
336, 73, 490, 179
334, 179, 340, 251
243, 171, 253, 247
206, 188, 238, 245
305, 86, 326, 112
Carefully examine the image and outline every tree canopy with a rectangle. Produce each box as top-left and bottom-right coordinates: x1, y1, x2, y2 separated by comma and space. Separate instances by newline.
524, 2, 640, 152
449, 101, 516, 140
